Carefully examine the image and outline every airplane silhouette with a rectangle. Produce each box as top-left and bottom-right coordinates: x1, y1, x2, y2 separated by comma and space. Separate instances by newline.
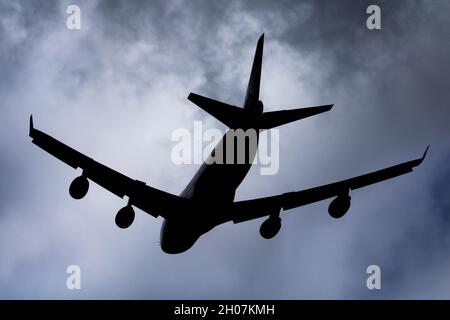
29, 34, 428, 254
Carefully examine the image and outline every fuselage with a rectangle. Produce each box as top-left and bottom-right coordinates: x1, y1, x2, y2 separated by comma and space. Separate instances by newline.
160, 103, 263, 253
161, 34, 265, 253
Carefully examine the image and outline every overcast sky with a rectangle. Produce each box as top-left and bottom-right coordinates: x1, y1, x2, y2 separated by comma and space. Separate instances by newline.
0, 0, 450, 299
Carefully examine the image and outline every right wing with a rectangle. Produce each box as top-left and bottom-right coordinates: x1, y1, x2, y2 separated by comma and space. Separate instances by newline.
29, 116, 187, 219
229, 147, 429, 223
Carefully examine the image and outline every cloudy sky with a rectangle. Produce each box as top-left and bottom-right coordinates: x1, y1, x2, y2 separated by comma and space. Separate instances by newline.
0, 0, 449, 299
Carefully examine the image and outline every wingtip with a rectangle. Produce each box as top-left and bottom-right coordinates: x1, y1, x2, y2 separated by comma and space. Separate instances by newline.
413, 145, 430, 167
422, 145, 430, 160
29, 114, 34, 136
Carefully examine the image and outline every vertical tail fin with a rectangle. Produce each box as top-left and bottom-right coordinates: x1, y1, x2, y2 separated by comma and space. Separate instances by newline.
243, 33, 264, 110
188, 35, 334, 129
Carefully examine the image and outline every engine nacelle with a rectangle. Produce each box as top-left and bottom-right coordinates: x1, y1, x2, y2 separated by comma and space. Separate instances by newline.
259, 215, 281, 239
69, 176, 89, 199
328, 195, 351, 219
115, 205, 135, 229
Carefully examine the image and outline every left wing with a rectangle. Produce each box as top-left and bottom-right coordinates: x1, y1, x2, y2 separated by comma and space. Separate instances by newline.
229, 147, 429, 223
29, 116, 187, 219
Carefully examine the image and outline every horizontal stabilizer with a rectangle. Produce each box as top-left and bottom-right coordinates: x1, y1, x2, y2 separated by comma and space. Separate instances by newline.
189, 93, 333, 129
259, 104, 333, 129
188, 92, 245, 128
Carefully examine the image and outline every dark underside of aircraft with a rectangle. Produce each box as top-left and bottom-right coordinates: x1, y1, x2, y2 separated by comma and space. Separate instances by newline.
30, 34, 428, 254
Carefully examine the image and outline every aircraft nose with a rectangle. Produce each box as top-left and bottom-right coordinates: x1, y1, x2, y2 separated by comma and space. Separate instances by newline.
160, 220, 198, 254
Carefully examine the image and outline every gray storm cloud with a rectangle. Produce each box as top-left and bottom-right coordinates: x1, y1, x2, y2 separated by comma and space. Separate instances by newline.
0, 0, 449, 298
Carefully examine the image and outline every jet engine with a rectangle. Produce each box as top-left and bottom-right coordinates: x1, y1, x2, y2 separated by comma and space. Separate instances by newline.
328, 194, 351, 219
259, 215, 282, 239
69, 176, 89, 199
115, 205, 135, 229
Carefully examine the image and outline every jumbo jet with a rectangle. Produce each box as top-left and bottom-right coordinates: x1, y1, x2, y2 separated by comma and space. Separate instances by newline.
29, 34, 428, 254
